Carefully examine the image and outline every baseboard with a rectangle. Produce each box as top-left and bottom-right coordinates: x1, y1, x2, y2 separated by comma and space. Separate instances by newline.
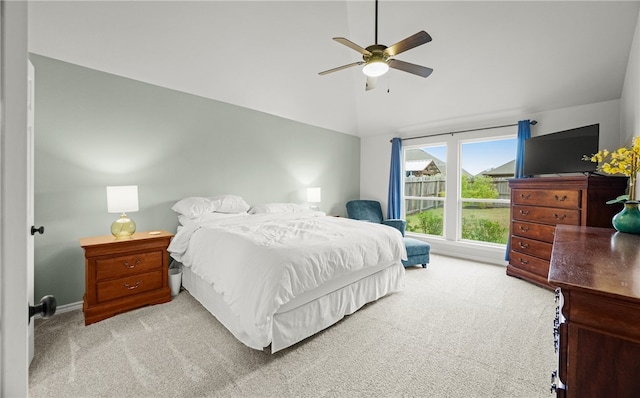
34, 300, 83, 320
405, 233, 508, 266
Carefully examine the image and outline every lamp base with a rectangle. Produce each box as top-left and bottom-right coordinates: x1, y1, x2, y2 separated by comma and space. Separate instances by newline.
111, 213, 136, 237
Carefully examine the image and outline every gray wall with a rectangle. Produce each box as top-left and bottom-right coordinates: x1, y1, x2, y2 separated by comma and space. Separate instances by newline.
30, 54, 360, 306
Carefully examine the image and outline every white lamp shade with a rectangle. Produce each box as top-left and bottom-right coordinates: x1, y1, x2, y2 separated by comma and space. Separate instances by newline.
362, 61, 389, 77
307, 187, 321, 203
107, 185, 139, 213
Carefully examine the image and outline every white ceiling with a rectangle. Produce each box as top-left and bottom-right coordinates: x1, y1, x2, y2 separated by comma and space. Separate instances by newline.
28, 1, 640, 137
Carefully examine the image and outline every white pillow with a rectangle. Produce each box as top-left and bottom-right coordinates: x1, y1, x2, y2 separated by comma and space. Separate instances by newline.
171, 197, 215, 218
177, 214, 197, 226
210, 195, 251, 214
249, 203, 310, 214
179, 212, 248, 226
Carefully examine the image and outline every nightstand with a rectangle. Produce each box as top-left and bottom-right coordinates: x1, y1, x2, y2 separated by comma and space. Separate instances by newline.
80, 230, 173, 325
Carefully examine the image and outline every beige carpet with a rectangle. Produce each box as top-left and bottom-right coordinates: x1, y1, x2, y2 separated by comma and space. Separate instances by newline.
29, 254, 556, 397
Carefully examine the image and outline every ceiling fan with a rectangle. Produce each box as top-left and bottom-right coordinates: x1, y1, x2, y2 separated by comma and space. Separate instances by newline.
319, 0, 433, 91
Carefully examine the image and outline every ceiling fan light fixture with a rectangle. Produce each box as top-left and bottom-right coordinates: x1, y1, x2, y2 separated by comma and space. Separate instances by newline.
362, 60, 389, 77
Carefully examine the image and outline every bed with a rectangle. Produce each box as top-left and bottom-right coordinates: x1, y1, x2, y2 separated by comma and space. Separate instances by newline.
168, 196, 407, 353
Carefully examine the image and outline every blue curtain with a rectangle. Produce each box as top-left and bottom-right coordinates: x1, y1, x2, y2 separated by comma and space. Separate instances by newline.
506, 120, 532, 260
514, 120, 531, 178
388, 137, 402, 219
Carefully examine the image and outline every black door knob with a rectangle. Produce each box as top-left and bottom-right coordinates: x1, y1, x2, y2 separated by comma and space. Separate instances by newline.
31, 225, 44, 235
28, 295, 56, 324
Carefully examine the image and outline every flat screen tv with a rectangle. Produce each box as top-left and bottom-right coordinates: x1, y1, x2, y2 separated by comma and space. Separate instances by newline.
523, 124, 599, 177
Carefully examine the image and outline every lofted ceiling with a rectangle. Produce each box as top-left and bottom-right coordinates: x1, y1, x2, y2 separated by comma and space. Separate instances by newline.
28, 1, 639, 138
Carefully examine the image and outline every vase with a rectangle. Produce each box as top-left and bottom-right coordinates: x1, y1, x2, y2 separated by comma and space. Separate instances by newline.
612, 201, 640, 234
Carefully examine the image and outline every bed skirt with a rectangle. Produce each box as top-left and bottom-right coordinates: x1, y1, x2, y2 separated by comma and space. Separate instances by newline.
181, 261, 405, 353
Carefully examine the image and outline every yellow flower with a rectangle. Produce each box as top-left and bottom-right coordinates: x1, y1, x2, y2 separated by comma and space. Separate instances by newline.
585, 137, 640, 202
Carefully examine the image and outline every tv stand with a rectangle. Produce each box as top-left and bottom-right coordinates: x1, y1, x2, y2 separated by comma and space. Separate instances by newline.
507, 175, 627, 289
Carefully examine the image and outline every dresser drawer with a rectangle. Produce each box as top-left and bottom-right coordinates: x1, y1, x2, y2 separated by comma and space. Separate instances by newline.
512, 189, 580, 209
96, 270, 163, 303
95, 251, 163, 281
512, 220, 556, 243
509, 251, 549, 279
512, 205, 580, 226
510, 235, 553, 260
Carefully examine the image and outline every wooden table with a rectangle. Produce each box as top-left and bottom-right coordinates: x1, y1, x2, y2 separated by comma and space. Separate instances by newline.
548, 225, 640, 397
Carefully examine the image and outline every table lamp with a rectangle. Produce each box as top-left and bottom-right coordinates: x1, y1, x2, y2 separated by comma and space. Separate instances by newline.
107, 185, 139, 237
307, 187, 321, 210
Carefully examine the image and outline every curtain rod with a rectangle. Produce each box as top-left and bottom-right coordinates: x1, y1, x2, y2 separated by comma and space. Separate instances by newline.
390, 120, 538, 143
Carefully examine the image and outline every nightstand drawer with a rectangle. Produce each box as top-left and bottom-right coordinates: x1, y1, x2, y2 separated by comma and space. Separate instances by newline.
512, 205, 580, 225
96, 251, 163, 281
97, 270, 163, 303
512, 189, 580, 209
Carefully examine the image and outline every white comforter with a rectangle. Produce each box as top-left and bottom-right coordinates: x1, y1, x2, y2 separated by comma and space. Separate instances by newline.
168, 212, 406, 348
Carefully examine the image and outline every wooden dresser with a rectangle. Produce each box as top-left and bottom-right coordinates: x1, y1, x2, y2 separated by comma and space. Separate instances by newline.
549, 225, 640, 397
507, 175, 626, 289
80, 231, 173, 325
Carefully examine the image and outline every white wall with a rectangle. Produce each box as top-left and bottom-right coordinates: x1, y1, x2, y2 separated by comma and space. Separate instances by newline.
360, 99, 622, 264
621, 8, 640, 146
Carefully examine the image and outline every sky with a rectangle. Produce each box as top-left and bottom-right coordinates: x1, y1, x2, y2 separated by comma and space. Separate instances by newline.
422, 138, 517, 176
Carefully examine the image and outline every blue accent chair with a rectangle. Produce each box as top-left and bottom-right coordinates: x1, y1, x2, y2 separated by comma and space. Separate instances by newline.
346, 200, 430, 268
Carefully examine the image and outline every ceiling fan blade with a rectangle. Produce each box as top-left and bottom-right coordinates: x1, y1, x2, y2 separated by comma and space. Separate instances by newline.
365, 76, 377, 91
388, 59, 433, 78
318, 61, 364, 76
333, 37, 371, 56
384, 31, 432, 57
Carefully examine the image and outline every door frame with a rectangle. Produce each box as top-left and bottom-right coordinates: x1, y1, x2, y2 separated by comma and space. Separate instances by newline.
0, 0, 30, 395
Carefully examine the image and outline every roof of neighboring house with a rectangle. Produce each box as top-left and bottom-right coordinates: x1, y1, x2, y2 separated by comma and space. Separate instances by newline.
479, 159, 515, 177
405, 148, 473, 177
406, 160, 435, 172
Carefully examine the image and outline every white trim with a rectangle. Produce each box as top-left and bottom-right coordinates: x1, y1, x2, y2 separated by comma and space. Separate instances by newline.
0, 1, 30, 395
407, 233, 507, 266
53, 301, 83, 314
34, 301, 83, 320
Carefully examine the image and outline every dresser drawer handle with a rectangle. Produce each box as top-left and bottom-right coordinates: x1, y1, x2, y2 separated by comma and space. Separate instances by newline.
554, 213, 566, 221
519, 210, 530, 216
518, 225, 530, 232
520, 193, 531, 200
124, 281, 141, 290
554, 195, 568, 202
518, 258, 529, 265
518, 242, 529, 249
123, 259, 142, 269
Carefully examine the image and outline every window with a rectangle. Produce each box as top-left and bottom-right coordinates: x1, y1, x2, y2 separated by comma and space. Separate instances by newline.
402, 134, 516, 248
404, 144, 446, 237
460, 138, 516, 244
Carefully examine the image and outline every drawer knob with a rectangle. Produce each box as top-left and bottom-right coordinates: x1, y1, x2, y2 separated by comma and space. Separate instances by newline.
518, 258, 529, 265
519, 210, 530, 216
518, 241, 529, 249
124, 281, 141, 290
520, 193, 531, 200
519, 225, 530, 232
554, 194, 568, 201
553, 213, 566, 221
123, 259, 142, 269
